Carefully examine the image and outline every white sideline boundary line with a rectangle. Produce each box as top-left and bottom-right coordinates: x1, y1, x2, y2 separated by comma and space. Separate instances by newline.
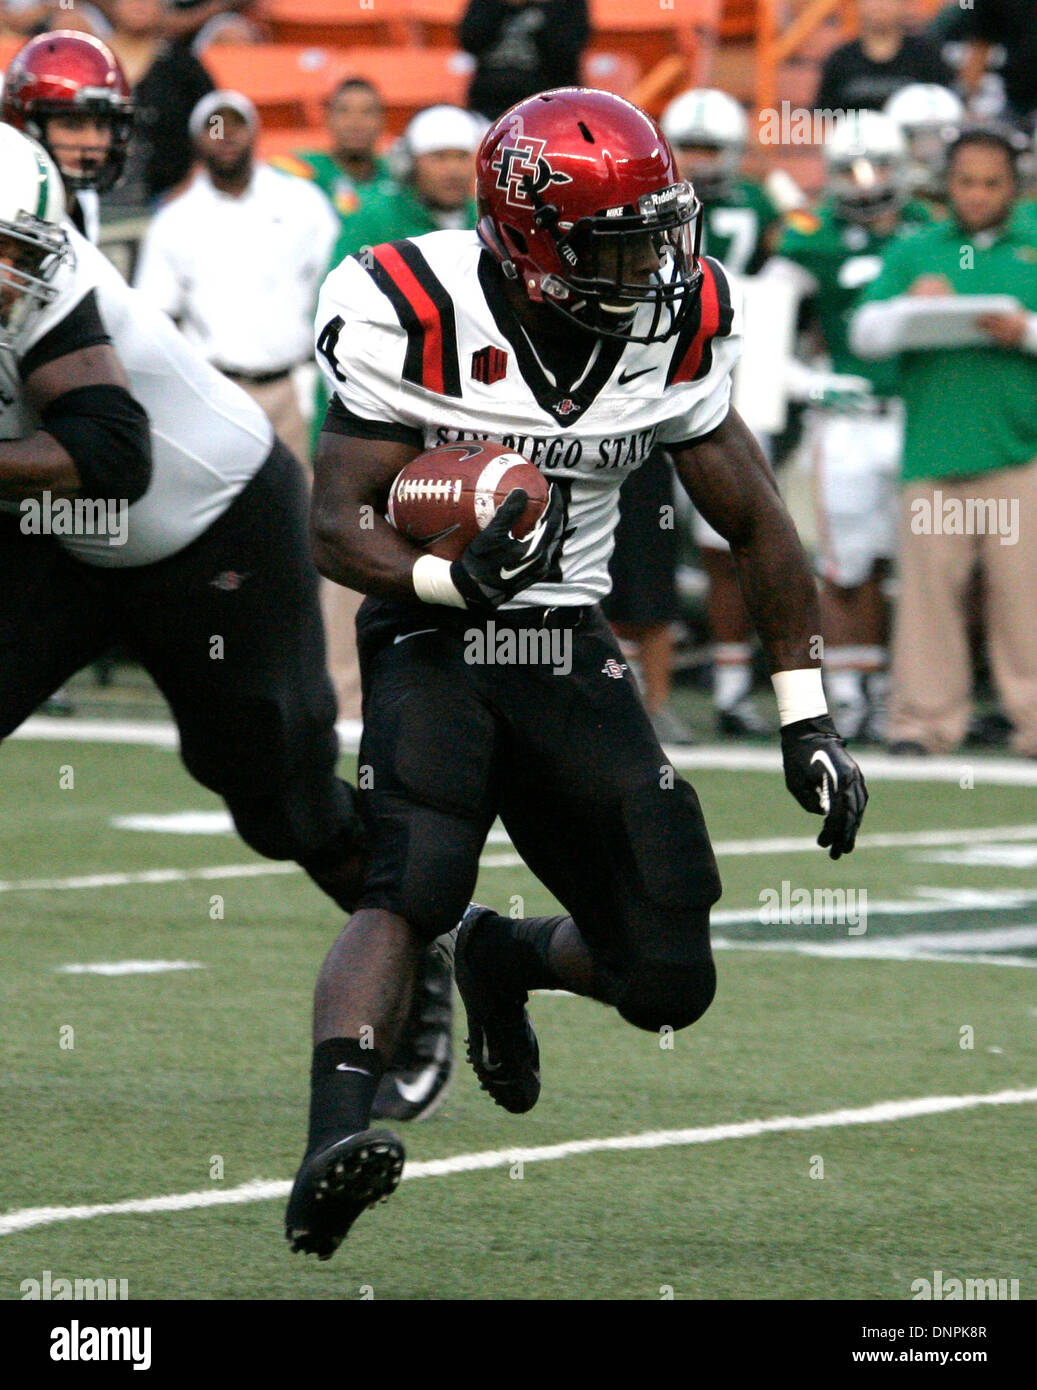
2, 1087, 1034, 1237
12, 717, 1037, 785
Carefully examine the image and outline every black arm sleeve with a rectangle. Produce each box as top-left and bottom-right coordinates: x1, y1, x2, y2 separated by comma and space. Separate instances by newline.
321, 394, 424, 449
40, 385, 153, 504
18, 290, 111, 381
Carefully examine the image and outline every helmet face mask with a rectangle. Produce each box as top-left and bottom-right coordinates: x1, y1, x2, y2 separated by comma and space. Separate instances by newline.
30, 97, 134, 193
0, 216, 69, 352
476, 88, 705, 345
671, 143, 740, 203
828, 155, 905, 223
541, 181, 703, 341
824, 111, 909, 224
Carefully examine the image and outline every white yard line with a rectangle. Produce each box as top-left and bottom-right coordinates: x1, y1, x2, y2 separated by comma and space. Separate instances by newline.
0, 863, 300, 894
56, 961, 205, 976
2, 1087, 1034, 1237
12, 717, 1037, 784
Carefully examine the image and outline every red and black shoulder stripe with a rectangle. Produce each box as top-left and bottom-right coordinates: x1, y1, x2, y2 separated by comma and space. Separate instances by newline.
665, 256, 735, 388
358, 239, 463, 398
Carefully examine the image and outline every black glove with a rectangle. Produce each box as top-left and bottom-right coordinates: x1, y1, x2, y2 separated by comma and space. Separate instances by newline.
781, 714, 868, 859
450, 485, 564, 610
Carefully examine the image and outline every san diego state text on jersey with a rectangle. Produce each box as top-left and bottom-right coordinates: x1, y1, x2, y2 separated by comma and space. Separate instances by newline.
431, 424, 660, 470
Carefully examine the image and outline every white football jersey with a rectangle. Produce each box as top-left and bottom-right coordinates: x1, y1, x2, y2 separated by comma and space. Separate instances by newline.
0, 226, 274, 567
315, 229, 742, 608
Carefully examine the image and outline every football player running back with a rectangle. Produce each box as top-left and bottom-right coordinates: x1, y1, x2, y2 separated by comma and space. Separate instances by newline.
288, 88, 868, 1259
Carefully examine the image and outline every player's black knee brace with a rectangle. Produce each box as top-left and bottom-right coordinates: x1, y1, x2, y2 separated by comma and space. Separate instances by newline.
616, 957, 716, 1033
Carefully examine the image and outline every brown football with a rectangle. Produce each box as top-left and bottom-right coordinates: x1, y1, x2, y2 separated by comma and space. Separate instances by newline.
387, 442, 549, 561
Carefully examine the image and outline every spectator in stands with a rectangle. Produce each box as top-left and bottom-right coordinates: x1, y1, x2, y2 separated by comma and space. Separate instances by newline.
850, 126, 1037, 756
314, 104, 483, 724
274, 79, 399, 457
277, 79, 398, 254
134, 89, 339, 462
102, 0, 213, 207
460, 0, 588, 123
815, 0, 953, 114
957, 0, 1037, 131
275, 81, 400, 467
338, 104, 482, 250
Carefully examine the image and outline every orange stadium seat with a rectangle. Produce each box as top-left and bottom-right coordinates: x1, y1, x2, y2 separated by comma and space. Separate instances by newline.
331, 46, 474, 133
586, 0, 717, 72
259, 0, 414, 48
201, 44, 358, 127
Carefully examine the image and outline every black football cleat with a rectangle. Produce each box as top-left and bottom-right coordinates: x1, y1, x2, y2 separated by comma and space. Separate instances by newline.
285, 1129, 405, 1260
371, 946, 453, 1123
452, 904, 541, 1115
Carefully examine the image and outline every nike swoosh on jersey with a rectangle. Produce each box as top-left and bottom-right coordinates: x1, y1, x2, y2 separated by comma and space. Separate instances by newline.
393, 628, 439, 645
617, 366, 656, 385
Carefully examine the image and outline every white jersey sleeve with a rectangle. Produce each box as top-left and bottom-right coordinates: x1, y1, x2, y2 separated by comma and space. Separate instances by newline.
656, 257, 744, 445
314, 253, 425, 441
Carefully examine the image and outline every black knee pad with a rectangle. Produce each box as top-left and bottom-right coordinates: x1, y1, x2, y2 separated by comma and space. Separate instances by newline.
357, 796, 486, 942
616, 958, 716, 1033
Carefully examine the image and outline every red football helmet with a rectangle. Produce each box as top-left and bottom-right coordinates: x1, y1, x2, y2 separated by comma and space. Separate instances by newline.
3, 31, 133, 193
476, 88, 703, 343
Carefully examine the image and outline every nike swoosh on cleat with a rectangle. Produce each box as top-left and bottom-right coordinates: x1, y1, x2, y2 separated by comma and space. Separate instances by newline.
336, 1063, 373, 1074
395, 1063, 447, 1106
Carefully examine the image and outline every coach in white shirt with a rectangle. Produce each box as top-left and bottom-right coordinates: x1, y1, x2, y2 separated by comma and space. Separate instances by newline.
134, 89, 339, 463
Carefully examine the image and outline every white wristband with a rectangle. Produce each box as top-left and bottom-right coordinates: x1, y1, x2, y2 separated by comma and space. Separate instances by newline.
771, 668, 828, 726
411, 553, 466, 608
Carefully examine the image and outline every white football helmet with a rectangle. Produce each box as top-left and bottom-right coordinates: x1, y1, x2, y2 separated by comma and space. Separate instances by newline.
824, 110, 909, 223
660, 88, 748, 201
884, 84, 964, 198
0, 122, 68, 352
